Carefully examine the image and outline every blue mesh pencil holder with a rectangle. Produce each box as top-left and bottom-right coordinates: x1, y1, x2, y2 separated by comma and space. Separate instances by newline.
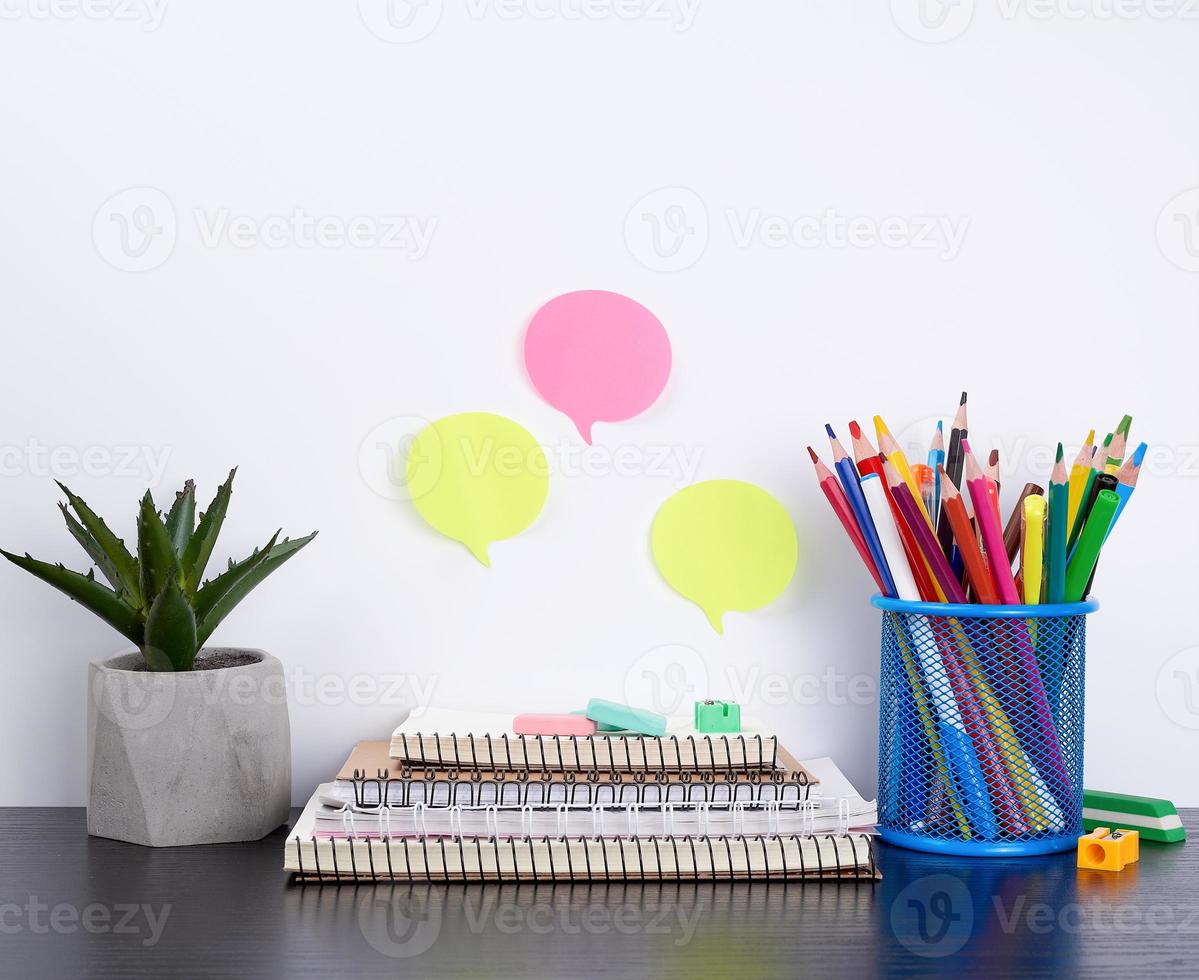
874, 595, 1096, 857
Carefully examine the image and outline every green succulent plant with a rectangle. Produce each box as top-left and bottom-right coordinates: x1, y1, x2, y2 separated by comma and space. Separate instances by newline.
1, 469, 316, 671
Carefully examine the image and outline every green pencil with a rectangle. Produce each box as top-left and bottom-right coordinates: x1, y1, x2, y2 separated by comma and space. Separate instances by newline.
1065, 489, 1118, 601
1047, 444, 1069, 604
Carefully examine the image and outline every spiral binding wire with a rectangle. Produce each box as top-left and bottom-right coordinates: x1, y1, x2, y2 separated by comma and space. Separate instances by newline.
326, 798, 854, 839
348, 766, 811, 808
391, 731, 777, 772
289, 832, 878, 883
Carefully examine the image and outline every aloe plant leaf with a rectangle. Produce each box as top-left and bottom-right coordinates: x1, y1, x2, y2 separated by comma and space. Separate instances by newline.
57, 482, 142, 608
143, 577, 197, 671
137, 492, 181, 601
165, 480, 196, 558
0, 550, 144, 644
59, 503, 124, 594
181, 468, 236, 594
195, 531, 316, 646
192, 530, 280, 624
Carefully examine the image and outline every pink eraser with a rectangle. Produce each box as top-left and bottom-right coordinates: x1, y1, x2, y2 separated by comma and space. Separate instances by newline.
512, 714, 598, 736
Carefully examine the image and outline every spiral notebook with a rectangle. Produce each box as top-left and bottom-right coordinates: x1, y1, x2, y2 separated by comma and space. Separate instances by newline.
389, 708, 779, 771
285, 793, 878, 882
312, 791, 863, 839
338, 739, 816, 807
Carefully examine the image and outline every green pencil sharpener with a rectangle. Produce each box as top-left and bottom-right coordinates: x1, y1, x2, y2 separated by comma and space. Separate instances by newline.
694, 700, 740, 734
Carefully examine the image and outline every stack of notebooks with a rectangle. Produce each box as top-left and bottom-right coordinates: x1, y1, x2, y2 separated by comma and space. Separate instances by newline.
286, 708, 879, 882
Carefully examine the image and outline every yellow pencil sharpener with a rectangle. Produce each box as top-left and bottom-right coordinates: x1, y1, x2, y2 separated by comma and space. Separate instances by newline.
1077, 827, 1140, 872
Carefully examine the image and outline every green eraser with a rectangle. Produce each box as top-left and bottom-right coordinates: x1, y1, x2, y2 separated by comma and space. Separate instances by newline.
1082, 790, 1186, 843
693, 699, 740, 733
570, 709, 625, 733
585, 698, 667, 737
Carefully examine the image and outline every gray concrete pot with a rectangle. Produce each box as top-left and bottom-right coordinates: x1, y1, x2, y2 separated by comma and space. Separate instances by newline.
87, 647, 291, 847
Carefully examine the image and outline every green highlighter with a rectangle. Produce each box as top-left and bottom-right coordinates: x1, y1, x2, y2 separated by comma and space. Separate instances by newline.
1083, 790, 1186, 843
1064, 489, 1118, 602
585, 698, 667, 737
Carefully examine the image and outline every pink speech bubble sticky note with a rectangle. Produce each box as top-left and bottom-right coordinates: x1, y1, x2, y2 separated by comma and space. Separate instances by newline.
524, 290, 671, 444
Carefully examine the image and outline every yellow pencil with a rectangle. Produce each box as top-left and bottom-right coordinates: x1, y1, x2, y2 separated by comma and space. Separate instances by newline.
875, 416, 935, 531
1021, 494, 1046, 604
1066, 429, 1095, 531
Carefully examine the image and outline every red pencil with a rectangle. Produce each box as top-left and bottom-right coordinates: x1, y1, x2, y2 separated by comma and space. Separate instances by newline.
849, 421, 939, 602
939, 467, 999, 604
808, 447, 886, 593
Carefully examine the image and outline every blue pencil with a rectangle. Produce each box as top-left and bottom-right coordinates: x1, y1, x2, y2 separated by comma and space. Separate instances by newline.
1105, 441, 1145, 542
928, 420, 945, 526
826, 425, 897, 597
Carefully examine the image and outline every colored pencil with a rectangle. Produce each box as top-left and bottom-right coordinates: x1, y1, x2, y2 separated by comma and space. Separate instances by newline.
963, 441, 1020, 604
897, 610, 998, 837
929, 421, 945, 526
883, 458, 968, 603
808, 446, 889, 595
1104, 427, 1127, 475
850, 421, 941, 602
964, 448, 1073, 795
875, 415, 936, 530
1066, 430, 1095, 531
1067, 443, 1104, 552
1106, 441, 1146, 542
1046, 444, 1069, 604
859, 472, 920, 602
936, 393, 968, 559
826, 425, 896, 589
1021, 495, 1046, 604
939, 467, 999, 604
1003, 483, 1045, 565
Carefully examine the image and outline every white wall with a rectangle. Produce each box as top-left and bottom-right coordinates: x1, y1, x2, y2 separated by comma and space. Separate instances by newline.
2, 2, 1197, 807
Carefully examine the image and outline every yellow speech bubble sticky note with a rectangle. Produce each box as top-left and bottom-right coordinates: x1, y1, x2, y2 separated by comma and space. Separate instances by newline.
651, 480, 797, 633
406, 413, 548, 566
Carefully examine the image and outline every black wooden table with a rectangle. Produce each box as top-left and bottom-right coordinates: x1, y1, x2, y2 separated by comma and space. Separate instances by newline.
2, 808, 1196, 978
